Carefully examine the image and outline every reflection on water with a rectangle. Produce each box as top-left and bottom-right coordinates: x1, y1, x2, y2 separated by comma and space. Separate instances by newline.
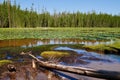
54, 47, 120, 71
0, 38, 120, 73
54, 47, 120, 63
0, 39, 114, 48
0, 39, 120, 80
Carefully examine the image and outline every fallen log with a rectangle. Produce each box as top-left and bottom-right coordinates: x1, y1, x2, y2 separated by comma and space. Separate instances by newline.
21, 51, 120, 80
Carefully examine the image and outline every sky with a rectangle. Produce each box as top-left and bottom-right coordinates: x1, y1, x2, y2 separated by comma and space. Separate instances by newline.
0, 0, 120, 15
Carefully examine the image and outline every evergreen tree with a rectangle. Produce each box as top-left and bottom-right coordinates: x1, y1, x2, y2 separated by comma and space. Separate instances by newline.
0, 0, 120, 28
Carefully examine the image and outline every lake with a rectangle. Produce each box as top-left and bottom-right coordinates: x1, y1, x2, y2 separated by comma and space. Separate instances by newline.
0, 39, 114, 48
0, 39, 120, 80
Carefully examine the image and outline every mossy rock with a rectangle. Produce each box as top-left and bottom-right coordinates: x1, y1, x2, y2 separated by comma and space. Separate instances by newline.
40, 51, 70, 59
0, 60, 12, 66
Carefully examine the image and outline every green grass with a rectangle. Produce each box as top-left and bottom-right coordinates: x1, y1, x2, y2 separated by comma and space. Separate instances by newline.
0, 60, 12, 66
84, 44, 112, 51
0, 28, 120, 40
109, 40, 120, 49
40, 51, 70, 59
0, 28, 120, 55
84, 40, 120, 54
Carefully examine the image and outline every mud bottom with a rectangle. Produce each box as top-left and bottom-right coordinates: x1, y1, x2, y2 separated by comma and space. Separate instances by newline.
0, 62, 106, 80
0, 62, 64, 80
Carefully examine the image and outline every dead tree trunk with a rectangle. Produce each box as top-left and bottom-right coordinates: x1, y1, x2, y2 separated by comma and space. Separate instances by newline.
21, 52, 120, 80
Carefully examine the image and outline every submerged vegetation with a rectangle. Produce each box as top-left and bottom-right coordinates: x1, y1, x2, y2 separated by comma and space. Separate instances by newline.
0, 41, 120, 61
0, 44, 83, 54
0, 1, 120, 79
0, 28, 120, 40
0, 0, 120, 66
0, 44, 83, 59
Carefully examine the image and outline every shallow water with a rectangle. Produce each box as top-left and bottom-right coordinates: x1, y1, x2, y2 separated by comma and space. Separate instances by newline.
55, 47, 120, 71
0, 39, 120, 68
55, 47, 120, 62
0, 39, 120, 80
0, 39, 114, 48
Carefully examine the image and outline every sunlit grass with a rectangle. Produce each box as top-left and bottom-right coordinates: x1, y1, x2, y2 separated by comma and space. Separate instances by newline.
0, 60, 12, 66
40, 51, 70, 59
84, 44, 112, 51
109, 40, 120, 49
0, 28, 120, 40
84, 40, 120, 54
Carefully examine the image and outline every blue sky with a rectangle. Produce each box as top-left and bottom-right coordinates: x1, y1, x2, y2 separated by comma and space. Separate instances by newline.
0, 0, 120, 15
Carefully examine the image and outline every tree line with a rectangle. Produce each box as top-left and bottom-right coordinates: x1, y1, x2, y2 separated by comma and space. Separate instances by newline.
0, 0, 120, 28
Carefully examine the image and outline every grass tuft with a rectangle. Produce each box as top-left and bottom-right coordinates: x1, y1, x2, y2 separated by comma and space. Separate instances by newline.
40, 51, 70, 59
84, 40, 120, 54
0, 60, 12, 66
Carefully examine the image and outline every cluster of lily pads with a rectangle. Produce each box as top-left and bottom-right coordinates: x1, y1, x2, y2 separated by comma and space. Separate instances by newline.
0, 28, 120, 40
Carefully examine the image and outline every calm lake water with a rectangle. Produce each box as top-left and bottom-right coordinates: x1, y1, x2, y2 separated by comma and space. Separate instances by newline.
0, 39, 120, 80
0, 39, 120, 71
0, 39, 114, 48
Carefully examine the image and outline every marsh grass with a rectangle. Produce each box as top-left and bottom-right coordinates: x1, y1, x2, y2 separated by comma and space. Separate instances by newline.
84, 40, 120, 54
0, 60, 12, 66
0, 28, 120, 40
109, 40, 120, 49
84, 44, 108, 50
0, 44, 83, 59
40, 51, 70, 59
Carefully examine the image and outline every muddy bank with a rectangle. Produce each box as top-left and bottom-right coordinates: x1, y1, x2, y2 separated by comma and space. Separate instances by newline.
0, 53, 120, 80
0, 62, 63, 80
0, 49, 108, 80
0, 60, 105, 80
0, 62, 104, 80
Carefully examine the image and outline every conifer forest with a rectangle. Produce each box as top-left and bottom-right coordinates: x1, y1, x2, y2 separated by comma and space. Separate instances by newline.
0, 0, 120, 28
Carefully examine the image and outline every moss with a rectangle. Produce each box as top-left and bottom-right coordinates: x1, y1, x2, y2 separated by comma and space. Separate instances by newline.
84, 40, 120, 54
84, 44, 111, 51
40, 51, 70, 59
0, 60, 12, 66
109, 41, 120, 49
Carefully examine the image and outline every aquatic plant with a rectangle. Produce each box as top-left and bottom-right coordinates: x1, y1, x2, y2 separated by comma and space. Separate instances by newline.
84, 40, 120, 54
0, 28, 120, 40
0, 60, 12, 66
109, 40, 120, 49
40, 51, 70, 59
